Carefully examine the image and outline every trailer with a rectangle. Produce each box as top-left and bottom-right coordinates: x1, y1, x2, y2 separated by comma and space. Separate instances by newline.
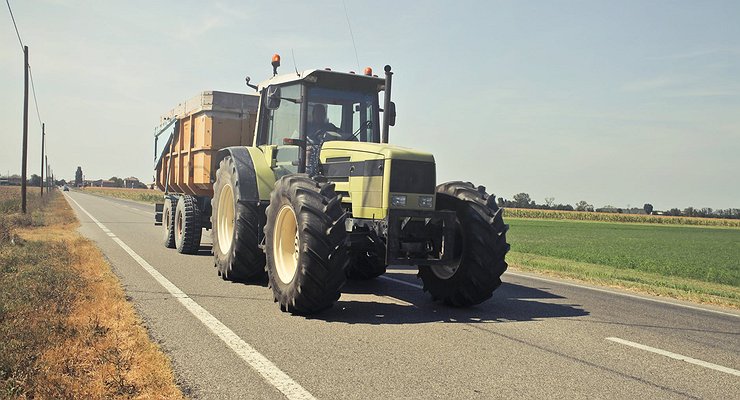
154, 91, 258, 253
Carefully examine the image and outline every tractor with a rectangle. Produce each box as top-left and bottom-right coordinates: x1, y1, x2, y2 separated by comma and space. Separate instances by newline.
156, 55, 509, 314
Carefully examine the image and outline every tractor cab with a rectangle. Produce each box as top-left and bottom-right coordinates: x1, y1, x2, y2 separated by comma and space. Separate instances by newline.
251, 62, 390, 177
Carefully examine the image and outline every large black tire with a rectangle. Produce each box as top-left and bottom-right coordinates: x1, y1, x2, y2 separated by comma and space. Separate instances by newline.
346, 234, 387, 280
264, 175, 348, 314
418, 181, 510, 306
211, 156, 266, 282
162, 197, 177, 248
175, 195, 203, 254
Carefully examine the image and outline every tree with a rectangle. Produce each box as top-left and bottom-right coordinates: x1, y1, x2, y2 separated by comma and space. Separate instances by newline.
75, 167, 83, 186
643, 203, 653, 215
29, 174, 41, 186
109, 176, 124, 187
513, 193, 533, 208
544, 197, 555, 208
575, 200, 594, 212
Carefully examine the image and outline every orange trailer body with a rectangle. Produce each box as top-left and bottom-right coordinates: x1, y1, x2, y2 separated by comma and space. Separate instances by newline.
155, 91, 259, 197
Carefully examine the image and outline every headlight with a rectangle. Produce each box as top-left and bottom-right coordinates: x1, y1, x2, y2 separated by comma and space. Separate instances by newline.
390, 195, 407, 207
418, 195, 434, 208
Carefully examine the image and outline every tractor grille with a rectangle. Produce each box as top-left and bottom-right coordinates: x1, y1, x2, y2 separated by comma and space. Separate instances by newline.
389, 160, 436, 194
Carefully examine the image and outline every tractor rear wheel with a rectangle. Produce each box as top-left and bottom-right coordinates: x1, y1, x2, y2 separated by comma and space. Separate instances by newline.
175, 195, 203, 254
346, 234, 387, 280
418, 181, 510, 306
264, 175, 348, 314
211, 156, 266, 282
162, 197, 177, 248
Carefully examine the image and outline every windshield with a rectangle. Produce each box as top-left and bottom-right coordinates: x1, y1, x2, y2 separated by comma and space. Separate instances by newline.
306, 87, 379, 143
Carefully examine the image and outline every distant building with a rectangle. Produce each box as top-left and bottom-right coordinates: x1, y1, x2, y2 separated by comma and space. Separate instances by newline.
123, 177, 145, 189
1, 175, 21, 185
83, 179, 118, 188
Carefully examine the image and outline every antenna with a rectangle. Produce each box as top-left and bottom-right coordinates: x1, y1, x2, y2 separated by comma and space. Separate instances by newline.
291, 48, 299, 76
342, 0, 361, 71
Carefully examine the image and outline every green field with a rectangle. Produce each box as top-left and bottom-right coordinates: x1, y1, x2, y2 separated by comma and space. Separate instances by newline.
80, 187, 163, 204
506, 218, 740, 306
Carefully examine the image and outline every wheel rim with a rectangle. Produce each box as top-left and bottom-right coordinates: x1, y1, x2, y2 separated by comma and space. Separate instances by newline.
431, 262, 459, 280
217, 184, 235, 255
273, 204, 299, 284
176, 207, 183, 242
163, 205, 170, 237
431, 217, 463, 280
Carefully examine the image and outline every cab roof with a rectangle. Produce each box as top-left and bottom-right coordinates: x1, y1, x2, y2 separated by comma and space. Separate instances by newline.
258, 69, 385, 93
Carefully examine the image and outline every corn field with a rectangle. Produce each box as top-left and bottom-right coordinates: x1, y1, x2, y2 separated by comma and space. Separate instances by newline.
503, 207, 740, 228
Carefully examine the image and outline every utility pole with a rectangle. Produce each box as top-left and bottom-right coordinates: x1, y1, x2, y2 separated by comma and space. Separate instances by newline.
21, 46, 29, 213
40, 123, 45, 196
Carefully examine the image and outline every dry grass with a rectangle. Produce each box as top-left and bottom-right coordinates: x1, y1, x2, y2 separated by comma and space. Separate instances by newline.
0, 187, 183, 399
80, 187, 164, 205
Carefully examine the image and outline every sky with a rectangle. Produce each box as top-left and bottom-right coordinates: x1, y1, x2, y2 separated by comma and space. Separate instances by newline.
1, 0, 739, 210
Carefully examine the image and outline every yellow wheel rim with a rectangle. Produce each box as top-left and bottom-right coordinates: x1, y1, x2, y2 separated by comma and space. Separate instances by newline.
217, 184, 235, 255
273, 204, 299, 284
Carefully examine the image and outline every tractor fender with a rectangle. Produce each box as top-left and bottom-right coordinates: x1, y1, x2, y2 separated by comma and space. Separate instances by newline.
214, 147, 275, 202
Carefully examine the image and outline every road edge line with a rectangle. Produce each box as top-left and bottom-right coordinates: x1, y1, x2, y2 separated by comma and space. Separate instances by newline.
506, 271, 739, 318
64, 193, 316, 400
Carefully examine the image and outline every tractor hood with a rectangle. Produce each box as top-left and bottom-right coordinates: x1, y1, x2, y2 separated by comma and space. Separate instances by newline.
320, 141, 435, 163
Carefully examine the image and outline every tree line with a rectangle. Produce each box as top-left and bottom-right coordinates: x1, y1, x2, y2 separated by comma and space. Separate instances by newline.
497, 193, 740, 220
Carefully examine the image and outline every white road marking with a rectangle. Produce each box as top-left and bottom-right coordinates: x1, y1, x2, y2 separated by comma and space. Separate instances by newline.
340, 293, 414, 307
606, 337, 740, 377
81, 191, 155, 216
506, 271, 739, 319
384, 268, 415, 275
119, 204, 153, 216
379, 275, 422, 289
381, 269, 739, 320
64, 194, 316, 400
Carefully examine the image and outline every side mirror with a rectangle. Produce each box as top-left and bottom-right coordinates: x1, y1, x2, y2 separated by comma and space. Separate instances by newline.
266, 86, 281, 110
388, 101, 396, 126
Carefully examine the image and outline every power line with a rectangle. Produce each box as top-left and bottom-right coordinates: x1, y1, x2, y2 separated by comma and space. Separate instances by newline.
5, 0, 23, 51
6, 0, 42, 125
342, 0, 361, 71
28, 65, 42, 126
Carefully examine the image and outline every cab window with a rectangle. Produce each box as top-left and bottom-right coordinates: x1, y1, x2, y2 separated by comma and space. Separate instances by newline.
265, 84, 300, 146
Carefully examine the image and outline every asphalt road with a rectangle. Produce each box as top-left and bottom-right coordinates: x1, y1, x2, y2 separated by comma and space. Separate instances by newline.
63, 191, 739, 399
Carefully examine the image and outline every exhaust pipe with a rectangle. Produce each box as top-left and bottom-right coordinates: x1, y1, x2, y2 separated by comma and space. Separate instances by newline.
382, 65, 393, 143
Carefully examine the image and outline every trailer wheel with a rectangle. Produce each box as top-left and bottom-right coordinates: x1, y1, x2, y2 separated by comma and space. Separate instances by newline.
346, 235, 387, 280
264, 175, 348, 314
175, 195, 203, 254
418, 181, 510, 306
211, 156, 265, 281
162, 197, 177, 248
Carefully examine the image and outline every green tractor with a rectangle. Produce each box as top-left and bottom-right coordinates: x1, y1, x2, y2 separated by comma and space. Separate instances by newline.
211, 57, 509, 314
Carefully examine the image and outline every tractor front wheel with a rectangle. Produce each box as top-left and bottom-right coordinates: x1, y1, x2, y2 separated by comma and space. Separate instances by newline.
346, 234, 387, 280
418, 181, 510, 306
